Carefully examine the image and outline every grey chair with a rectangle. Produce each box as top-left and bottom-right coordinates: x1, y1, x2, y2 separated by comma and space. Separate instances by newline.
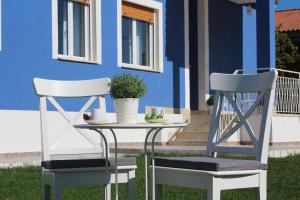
153, 71, 277, 200
33, 77, 136, 200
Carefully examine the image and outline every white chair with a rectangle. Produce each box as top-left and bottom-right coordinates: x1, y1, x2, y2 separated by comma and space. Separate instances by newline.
33, 77, 136, 200
153, 71, 277, 200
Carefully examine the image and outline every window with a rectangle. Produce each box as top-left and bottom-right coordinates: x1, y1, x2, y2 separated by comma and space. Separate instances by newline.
118, 0, 163, 72
52, 0, 101, 63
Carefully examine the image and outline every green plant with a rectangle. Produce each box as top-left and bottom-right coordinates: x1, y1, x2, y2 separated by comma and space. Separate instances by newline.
276, 29, 299, 70
110, 73, 147, 99
206, 95, 214, 106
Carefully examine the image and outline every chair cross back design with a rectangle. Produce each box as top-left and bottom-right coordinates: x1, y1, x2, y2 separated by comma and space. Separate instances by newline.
207, 71, 277, 164
153, 71, 277, 200
33, 77, 136, 200
34, 78, 110, 160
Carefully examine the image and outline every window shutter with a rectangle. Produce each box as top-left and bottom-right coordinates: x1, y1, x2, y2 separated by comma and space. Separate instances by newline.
70, 0, 90, 4
122, 1, 155, 23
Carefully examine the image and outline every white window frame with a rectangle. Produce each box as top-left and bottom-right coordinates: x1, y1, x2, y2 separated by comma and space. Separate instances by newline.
52, 0, 101, 64
0, 0, 2, 51
117, 0, 163, 72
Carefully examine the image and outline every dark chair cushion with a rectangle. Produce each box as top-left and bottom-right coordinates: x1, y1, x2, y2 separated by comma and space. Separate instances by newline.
42, 157, 136, 170
154, 157, 267, 172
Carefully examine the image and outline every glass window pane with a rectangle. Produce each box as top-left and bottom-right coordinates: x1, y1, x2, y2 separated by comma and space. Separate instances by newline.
136, 20, 151, 66
122, 17, 133, 64
58, 0, 68, 55
73, 2, 85, 57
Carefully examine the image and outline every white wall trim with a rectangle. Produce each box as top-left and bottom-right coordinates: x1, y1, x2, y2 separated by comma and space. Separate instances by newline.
184, 0, 190, 109
0, 110, 184, 154
197, 0, 210, 110
51, 0, 102, 64
204, 0, 209, 102
117, 0, 122, 67
0, 0, 2, 51
52, 0, 58, 59
96, 0, 102, 64
117, 0, 163, 72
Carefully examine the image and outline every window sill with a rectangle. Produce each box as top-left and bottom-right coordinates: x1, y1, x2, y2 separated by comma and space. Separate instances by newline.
121, 63, 162, 73
56, 55, 100, 65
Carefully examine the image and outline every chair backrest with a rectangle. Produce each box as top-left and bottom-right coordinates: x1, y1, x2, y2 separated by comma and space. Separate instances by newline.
206, 71, 277, 165
33, 78, 111, 161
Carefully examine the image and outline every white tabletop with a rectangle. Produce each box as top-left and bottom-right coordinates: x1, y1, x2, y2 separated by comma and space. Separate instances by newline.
74, 122, 188, 129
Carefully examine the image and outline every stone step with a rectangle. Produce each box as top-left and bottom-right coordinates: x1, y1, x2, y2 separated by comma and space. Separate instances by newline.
167, 140, 208, 146
183, 124, 210, 132
183, 112, 211, 132
189, 114, 211, 121
173, 131, 208, 141
167, 111, 211, 146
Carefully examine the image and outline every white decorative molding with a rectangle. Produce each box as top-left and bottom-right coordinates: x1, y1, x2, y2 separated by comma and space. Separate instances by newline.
0, 0, 2, 51
184, 0, 190, 109
197, 0, 210, 110
0, 110, 183, 154
117, 0, 163, 72
51, 0, 102, 63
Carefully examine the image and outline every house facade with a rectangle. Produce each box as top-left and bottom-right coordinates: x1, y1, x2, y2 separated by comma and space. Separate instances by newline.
0, 0, 277, 155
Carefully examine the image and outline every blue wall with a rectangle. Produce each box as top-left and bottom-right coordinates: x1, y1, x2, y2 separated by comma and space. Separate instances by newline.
243, 7, 257, 73
256, 0, 276, 69
242, 0, 276, 73
209, 0, 276, 74
0, 0, 186, 112
189, 0, 199, 110
209, 0, 243, 75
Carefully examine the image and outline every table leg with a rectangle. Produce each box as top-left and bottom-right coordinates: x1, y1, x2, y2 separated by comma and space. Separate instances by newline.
93, 129, 110, 194
144, 128, 156, 200
109, 129, 118, 200
151, 128, 162, 200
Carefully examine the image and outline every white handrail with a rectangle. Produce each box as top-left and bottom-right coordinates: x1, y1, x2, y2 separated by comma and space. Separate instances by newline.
233, 68, 300, 79
230, 68, 300, 115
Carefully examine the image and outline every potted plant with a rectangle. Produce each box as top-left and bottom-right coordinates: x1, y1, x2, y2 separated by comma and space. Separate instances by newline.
206, 95, 214, 113
110, 73, 147, 124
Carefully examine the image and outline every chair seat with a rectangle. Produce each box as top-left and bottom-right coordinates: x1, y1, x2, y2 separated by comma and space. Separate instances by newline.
154, 157, 267, 172
42, 157, 136, 170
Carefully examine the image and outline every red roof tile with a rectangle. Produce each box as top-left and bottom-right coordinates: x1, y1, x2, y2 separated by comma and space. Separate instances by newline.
276, 9, 300, 32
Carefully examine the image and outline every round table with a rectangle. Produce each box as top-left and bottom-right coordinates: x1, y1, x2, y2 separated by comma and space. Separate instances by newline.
74, 122, 188, 200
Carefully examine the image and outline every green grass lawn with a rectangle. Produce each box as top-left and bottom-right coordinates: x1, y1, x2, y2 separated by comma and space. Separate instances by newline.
1, 153, 300, 200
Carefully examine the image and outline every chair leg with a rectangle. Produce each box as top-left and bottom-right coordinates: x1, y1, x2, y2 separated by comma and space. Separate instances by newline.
154, 184, 162, 200
206, 177, 221, 200
127, 170, 136, 200
43, 184, 51, 200
42, 172, 50, 200
103, 184, 111, 200
257, 170, 267, 200
206, 188, 221, 200
52, 184, 62, 200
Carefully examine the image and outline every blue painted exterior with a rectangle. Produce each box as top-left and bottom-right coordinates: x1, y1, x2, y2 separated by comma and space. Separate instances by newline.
0, 0, 281, 112
243, 7, 257, 73
209, 0, 243, 75
189, 0, 199, 110
241, 0, 277, 72
0, 0, 186, 112
256, 0, 276, 69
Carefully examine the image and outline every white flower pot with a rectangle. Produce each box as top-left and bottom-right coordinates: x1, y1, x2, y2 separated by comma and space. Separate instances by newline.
114, 98, 139, 124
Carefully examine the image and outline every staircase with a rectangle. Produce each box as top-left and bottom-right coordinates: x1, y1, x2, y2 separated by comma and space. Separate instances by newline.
168, 111, 211, 146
